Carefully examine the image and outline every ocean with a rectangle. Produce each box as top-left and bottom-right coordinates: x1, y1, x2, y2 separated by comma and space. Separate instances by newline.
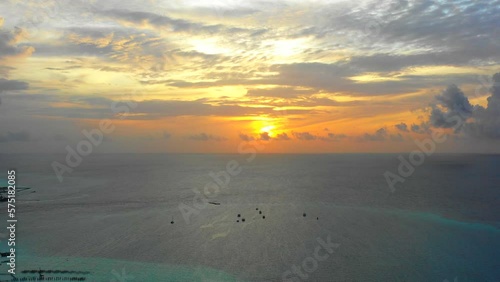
0, 153, 498, 281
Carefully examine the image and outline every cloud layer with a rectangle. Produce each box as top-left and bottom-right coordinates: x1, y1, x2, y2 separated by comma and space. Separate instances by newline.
0, 0, 499, 152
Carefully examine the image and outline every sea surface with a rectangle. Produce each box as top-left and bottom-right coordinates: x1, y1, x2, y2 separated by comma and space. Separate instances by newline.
0, 153, 499, 281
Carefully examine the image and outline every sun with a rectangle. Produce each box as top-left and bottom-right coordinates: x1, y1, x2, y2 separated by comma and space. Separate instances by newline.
260, 125, 276, 137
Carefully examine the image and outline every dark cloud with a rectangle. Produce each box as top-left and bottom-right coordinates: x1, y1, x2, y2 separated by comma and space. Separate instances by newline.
292, 131, 317, 141
95, 8, 262, 36
268, 63, 433, 96
359, 128, 387, 142
411, 122, 430, 134
287, 0, 500, 97
312, 0, 500, 66
96, 9, 220, 33
0, 24, 35, 60
347, 48, 500, 73
157, 61, 488, 98
133, 100, 288, 119
295, 97, 364, 107
154, 60, 470, 97
190, 1, 280, 19
395, 122, 409, 132
0, 66, 14, 77
0, 78, 29, 92
259, 132, 271, 141
188, 133, 227, 142
31, 26, 198, 78
426, 73, 500, 140
320, 133, 348, 142
239, 133, 254, 141
14, 97, 312, 120
464, 73, 500, 139
379, 1, 500, 59
275, 132, 291, 141
429, 85, 473, 129
246, 87, 316, 98
269, 63, 354, 93
76, 96, 114, 106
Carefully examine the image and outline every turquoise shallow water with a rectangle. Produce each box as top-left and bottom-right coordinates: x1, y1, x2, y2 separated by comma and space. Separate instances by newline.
1, 255, 241, 281
319, 204, 500, 281
334, 204, 500, 232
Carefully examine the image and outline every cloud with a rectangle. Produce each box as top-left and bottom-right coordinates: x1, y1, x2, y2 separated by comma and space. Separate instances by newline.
246, 87, 316, 98
320, 133, 348, 142
163, 131, 171, 139
188, 1, 276, 19
292, 131, 317, 141
0, 25, 35, 61
31, 26, 214, 79
426, 73, 500, 140
96, 9, 219, 33
395, 122, 409, 132
188, 133, 227, 141
347, 49, 500, 74
266, 62, 431, 96
464, 73, 500, 139
411, 123, 430, 134
259, 132, 271, 141
275, 132, 291, 141
0, 131, 31, 142
0, 78, 29, 92
10, 96, 311, 120
429, 85, 473, 129
130, 99, 299, 119
239, 133, 254, 141
0, 66, 14, 77
156, 61, 488, 98
2, 0, 500, 154
360, 128, 387, 142
312, 0, 500, 64
94, 8, 262, 36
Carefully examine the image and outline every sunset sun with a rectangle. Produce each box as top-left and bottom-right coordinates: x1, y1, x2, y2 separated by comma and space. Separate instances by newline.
260, 125, 276, 136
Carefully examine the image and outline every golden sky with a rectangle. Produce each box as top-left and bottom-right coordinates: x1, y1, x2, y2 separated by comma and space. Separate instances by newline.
1, 0, 499, 153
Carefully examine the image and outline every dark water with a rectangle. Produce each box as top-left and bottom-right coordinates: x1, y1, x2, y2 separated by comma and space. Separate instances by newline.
0, 154, 498, 281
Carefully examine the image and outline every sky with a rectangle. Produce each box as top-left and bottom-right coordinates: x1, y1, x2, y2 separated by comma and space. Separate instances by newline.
0, 0, 499, 153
